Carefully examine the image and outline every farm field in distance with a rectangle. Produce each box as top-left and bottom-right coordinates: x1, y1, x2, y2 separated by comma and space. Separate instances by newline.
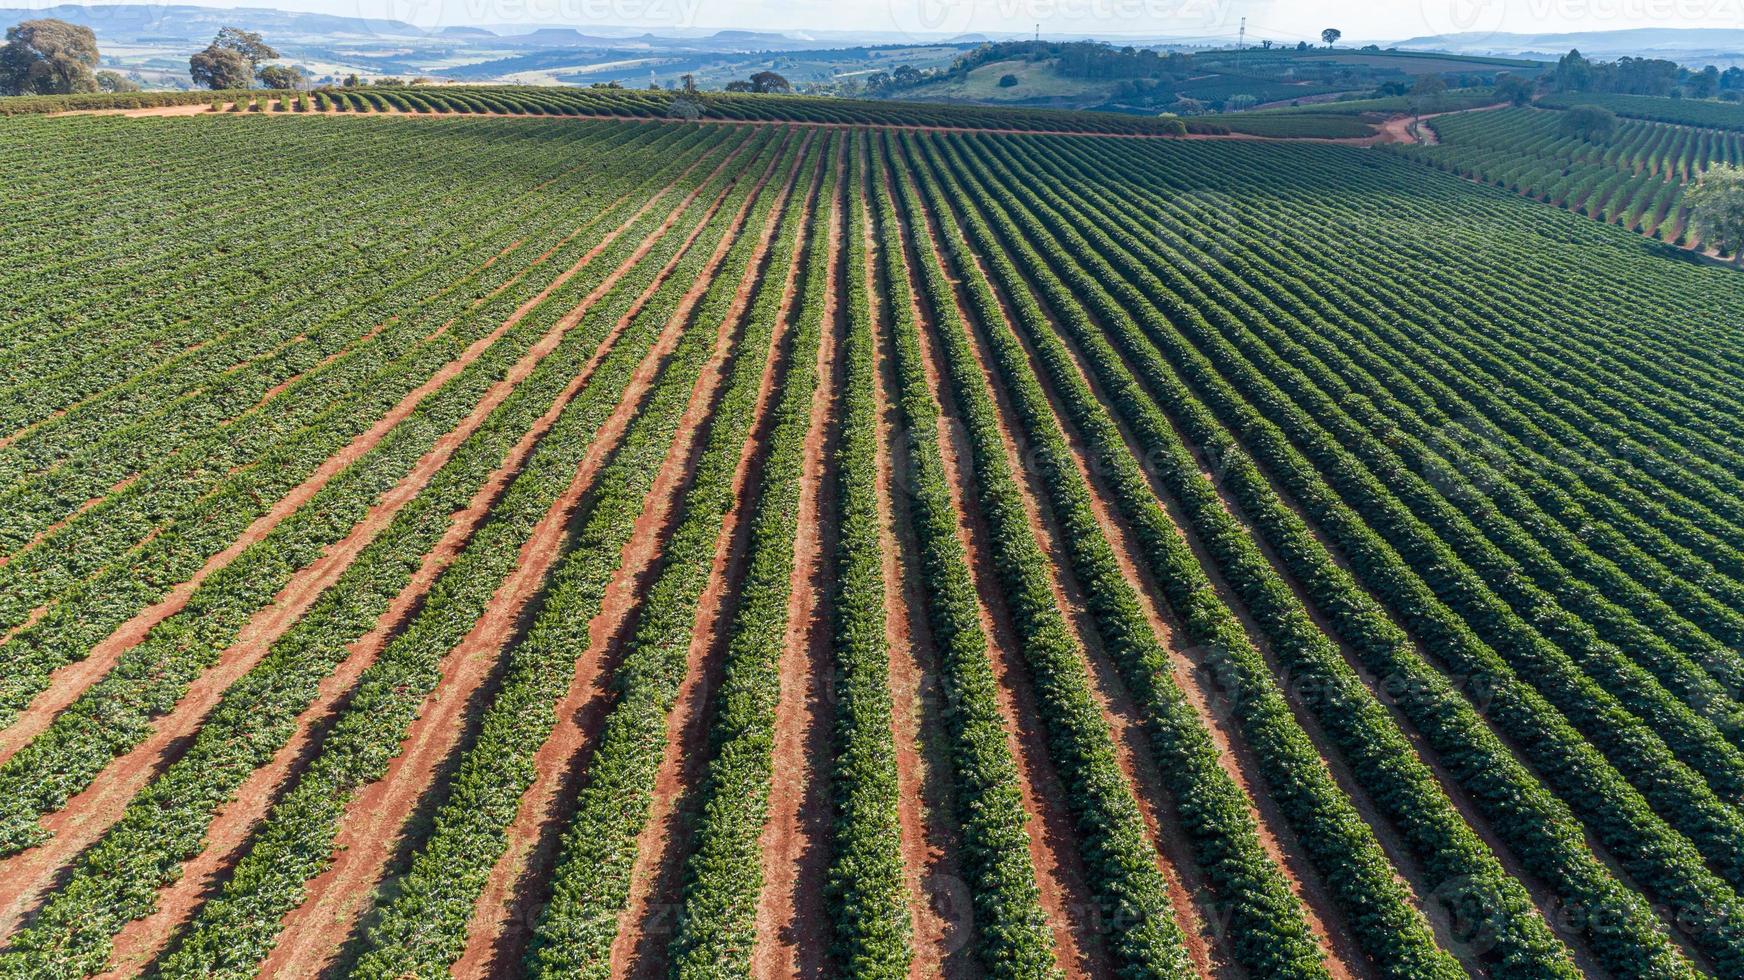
5, 104, 1744, 980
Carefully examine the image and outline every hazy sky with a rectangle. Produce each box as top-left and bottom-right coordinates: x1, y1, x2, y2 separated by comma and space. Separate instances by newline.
29, 0, 1744, 40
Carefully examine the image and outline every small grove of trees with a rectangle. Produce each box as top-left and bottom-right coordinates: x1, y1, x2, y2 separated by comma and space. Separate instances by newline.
1494, 72, 1534, 105
1559, 103, 1616, 141
1553, 48, 1679, 97
0, 18, 100, 96
189, 27, 281, 90
1685, 165, 1744, 263
723, 70, 790, 94
997, 73, 1019, 88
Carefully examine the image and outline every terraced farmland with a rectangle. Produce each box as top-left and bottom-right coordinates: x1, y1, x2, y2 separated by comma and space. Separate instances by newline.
4, 109, 1744, 980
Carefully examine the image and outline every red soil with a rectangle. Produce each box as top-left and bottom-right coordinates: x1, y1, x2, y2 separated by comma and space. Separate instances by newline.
252, 131, 758, 980
609, 141, 825, 980
449, 127, 806, 980
889, 171, 1104, 978
750, 138, 846, 980
0, 137, 720, 773
863, 180, 982, 980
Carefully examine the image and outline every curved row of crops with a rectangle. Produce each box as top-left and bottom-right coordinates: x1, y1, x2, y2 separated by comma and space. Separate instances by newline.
1540, 91, 1744, 130
1388, 104, 1744, 248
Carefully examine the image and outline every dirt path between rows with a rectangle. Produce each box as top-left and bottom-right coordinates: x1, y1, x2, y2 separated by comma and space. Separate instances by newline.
92, 284, 574, 979
0, 137, 737, 950
609, 145, 826, 980
889, 165, 1106, 978
919, 188, 1228, 978
447, 128, 807, 980
0, 144, 719, 777
1035, 284, 1379, 980
1372, 102, 1509, 146
750, 136, 845, 980
253, 136, 757, 980
864, 164, 982, 980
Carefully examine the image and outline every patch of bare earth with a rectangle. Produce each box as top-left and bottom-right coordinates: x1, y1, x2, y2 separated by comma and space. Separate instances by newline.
448, 128, 809, 980
251, 134, 759, 980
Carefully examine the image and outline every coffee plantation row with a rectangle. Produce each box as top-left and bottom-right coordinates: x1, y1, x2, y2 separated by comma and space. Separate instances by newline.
2, 109, 1744, 978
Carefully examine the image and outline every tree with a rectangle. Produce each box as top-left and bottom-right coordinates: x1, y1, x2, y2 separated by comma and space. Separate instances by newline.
189, 45, 250, 90
724, 79, 752, 92
190, 26, 278, 90
1321, 28, 1341, 48
1554, 49, 1591, 92
0, 19, 100, 96
94, 68, 137, 92
1559, 103, 1616, 141
667, 94, 703, 120
255, 64, 304, 90
1494, 73, 1533, 105
1260, 39, 1272, 50
1155, 115, 1187, 136
212, 27, 277, 70
1685, 165, 1744, 262
679, 72, 697, 94
1409, 72, 1446, 115
748, 70, 790, 94
1690, 65, 1720, 99
1296, 40, 1309, 52
998, 72, 1018, 88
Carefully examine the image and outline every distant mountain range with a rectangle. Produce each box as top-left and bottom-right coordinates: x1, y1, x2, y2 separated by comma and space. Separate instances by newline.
1394, 27, 1744, 64
0, 4, 1008, 48
0, 4, 424, 40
